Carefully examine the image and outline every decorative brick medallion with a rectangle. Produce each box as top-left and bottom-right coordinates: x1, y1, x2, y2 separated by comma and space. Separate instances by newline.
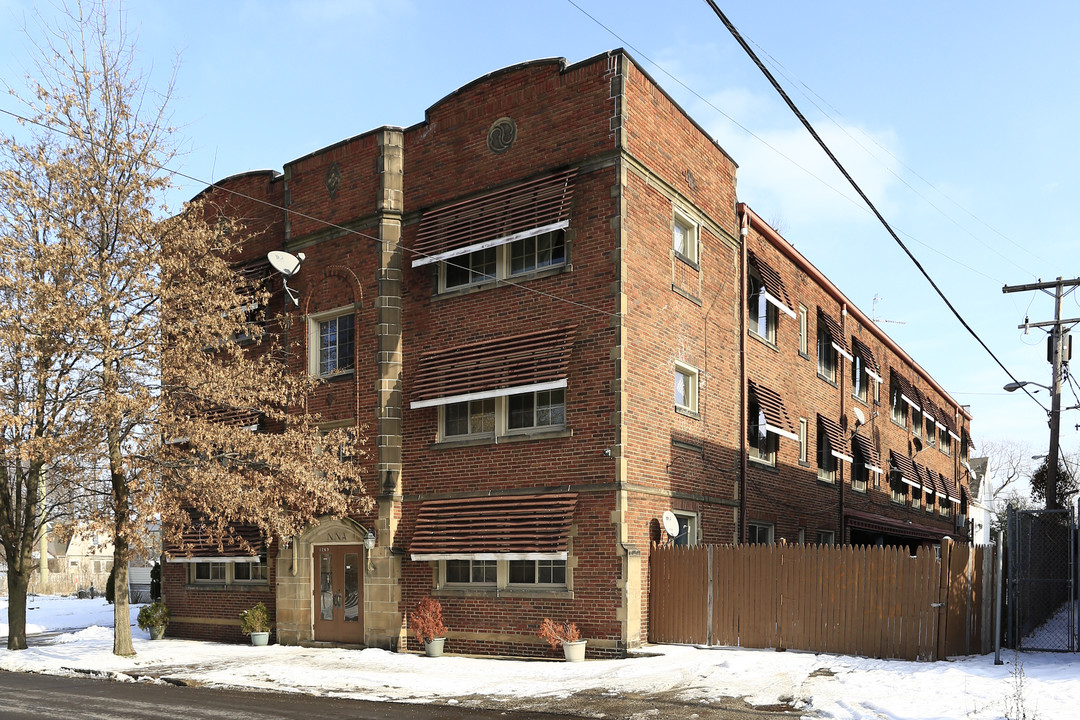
325, 162, 341, 198
487, 117, 517, 154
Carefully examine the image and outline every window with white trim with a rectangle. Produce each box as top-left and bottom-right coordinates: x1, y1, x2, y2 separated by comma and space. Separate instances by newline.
817, 323, 837, 382
440, 230, 566, 292
674, 362, 699, 414
940, 428, 951, 455
672, 209, 699, 265
817, 426, 836, 483
798, 305, 809, 356
189, 559, 268, 585
925, 415, 936, 444
747, 395, 777, 466
816, 530, 835, 546
307, 307, 355, 378
798, 417, 809, 464
748, 268, 777, 343
890, 385, 907, 427
890, 471, 907, 505
747, 523, 774, 545
440, 389, 565, 441
671, 511, 698, 547
439, 558, 567, 589
852, 354, 869, 402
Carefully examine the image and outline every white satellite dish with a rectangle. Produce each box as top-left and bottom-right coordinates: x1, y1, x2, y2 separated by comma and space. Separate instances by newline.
853, 407, 867, 427
661, 511, 680, 538
267, 250, 305, 277
266, 251, 306, 306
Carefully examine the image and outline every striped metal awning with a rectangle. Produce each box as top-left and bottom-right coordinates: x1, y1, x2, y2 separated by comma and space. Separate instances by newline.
850, 336, 883, 383
165, 510, 265, 563
410, 326, 576, 409
410, 493, 577, 560
889, 450, 919, 487
845, 509, 953, 541
817, 309, 852, 360
748, 380, 798, 441
891, 369, 923, 412
850, 432, 883, 474
818, 414, 852, 463
412, 169, 577, 267
748, 250, 795, 318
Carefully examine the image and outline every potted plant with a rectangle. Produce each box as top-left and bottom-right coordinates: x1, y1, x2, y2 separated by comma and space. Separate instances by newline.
409, 597, 448, 657
539, 618, 585, 662
239, 601, 271, 646
137, 600, 170, 640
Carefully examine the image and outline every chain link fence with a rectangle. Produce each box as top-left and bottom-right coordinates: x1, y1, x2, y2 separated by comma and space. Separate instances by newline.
1007, 507, 1076, 651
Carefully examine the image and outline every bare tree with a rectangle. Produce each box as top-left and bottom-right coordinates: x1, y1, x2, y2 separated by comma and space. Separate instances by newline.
978, 439, 1035, 501
3, 1, 371, 656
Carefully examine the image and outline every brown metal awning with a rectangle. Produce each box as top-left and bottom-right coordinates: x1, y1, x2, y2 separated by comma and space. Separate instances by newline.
412, 169, 577, 267
818, 414, 852, 463
889, 450, 920, 487
850, 433, 883, 474
164, 510, 266, 563
850, 336, 883, 383
891, 369, 923, 412
916, 463, 945, 500
962, 428, 975, 453
817, 309, 852, 360
748, 251, 795, 318
845, 509, 954, 541
410, 493, 577, 560
410, 326, 576, 409
748, 380, 798, 441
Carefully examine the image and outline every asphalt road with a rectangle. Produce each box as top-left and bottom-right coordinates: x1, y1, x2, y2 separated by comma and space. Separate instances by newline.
0, 671, 561, 720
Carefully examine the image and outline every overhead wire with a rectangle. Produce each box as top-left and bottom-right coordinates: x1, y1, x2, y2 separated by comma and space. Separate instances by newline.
702, 0, 1042, 413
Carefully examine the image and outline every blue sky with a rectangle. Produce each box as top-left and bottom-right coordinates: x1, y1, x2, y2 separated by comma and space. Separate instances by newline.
3, 1, 1079, 481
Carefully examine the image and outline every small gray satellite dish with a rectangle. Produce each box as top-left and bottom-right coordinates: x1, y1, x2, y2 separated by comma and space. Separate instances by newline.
661, 511, 680, 538
267, 251, 306, 306
267, 250, 305, 277
853, 407, 867, 427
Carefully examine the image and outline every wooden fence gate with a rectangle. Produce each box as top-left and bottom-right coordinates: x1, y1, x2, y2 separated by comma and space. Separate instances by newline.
649, 539, 994, 661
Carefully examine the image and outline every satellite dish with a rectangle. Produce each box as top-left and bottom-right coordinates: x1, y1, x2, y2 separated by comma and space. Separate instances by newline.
853, 407, 867, 427
912, 436, 923, 453
267, 250, 305, 277
266, 251, 306, 306
661, 511, 680, 538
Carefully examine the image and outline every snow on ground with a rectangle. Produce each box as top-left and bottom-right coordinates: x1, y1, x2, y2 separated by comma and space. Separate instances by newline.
1, 594, 1077, 719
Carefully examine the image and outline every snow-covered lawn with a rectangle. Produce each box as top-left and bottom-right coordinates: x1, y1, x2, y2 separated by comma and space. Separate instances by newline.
1, 594, 1076, 719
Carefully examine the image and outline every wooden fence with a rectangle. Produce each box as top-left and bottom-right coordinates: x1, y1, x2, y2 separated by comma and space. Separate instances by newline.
649, 540, 995, 661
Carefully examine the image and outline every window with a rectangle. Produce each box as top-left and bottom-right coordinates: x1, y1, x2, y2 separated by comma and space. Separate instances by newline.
797, 527, 806, 545
671, 512, 698, 547
925, 415, 936, 444
939, 500, 951, 518
443, 398, 495, 438
747, 523, 774, 545
911, 483, 922, 509
817, 426, 836, 483
890, 471, 906, 505
749, 397, 777, 466
852, 458, 869, 493
193, 562, 227, 583
925, 488, 935, 513
817, 323, 837, 382
748, 268, 777, 343
307, 308, 355, 378
852, 354, 869, 402
940, 427, 951, 455
912, 410, 921, 437
817, 531, 835, 546
440, 230, 566, 291
672, 210, 699, 264
798, 305, 809, 356
798, 417, 809, 465
890, 385, 907, 427
446, 559, 497, 585
442, 389, 565, 440
509, 559, 566, 586
674, 362, 699, 414
233, 557, 268, 583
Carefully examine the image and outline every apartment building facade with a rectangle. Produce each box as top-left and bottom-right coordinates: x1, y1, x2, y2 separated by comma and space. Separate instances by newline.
162, 50, 973, 656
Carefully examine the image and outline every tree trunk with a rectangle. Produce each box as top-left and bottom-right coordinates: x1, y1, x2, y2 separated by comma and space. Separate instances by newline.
6, 568, 30, 650
112, 534, 133, 656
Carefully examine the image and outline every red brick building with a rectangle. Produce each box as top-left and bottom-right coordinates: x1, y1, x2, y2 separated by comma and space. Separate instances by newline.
163, 50, 973, 657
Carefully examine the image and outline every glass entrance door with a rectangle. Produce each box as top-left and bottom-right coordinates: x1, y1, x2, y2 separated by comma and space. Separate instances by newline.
312, 545, 364, 643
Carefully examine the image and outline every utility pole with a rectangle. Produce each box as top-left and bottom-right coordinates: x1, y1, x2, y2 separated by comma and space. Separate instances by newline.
1002, 276, 1080, 509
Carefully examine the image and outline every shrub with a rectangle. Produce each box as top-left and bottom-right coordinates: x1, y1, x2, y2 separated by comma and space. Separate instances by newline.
137, 600, 170, 631
408, 597, 447, 643
239, 602, 270, 635
105, 566, 116, 604
538, 618, 581, 650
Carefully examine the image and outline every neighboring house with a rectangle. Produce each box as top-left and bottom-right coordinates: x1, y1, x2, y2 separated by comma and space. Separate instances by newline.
966, 456, 994, 544
162, 50, 973, 657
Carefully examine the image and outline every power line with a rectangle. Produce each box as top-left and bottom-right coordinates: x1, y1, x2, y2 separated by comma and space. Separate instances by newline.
703, 0, 1041, 413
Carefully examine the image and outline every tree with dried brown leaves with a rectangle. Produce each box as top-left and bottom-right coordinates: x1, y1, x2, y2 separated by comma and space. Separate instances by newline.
1, 1, 370, 656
